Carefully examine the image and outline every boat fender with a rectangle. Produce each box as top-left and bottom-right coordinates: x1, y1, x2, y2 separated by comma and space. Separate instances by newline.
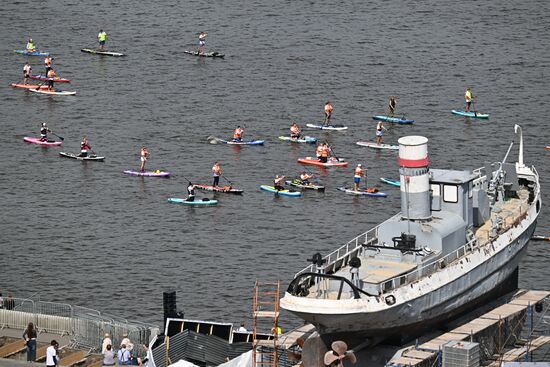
385, 295, 396, 305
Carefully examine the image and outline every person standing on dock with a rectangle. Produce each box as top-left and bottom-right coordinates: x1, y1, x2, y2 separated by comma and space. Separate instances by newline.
98, 29, 107, 50
139, 146, 149, 172
388, 96, 397, 116
23, 322, 37, 362
375, 121, 387, 145
212, 161, 222, 187
22, 62, 32, 84
465, 87, 473, 112
198, 31, 207, 54
46, 340, 59, 367
323, 101, 333, 126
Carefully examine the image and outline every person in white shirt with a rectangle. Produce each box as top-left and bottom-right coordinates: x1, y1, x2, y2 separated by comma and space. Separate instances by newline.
237, 323, 247, 332
102, 333, 112, 354
46, 340, 59, 367
120, 334, 134, 351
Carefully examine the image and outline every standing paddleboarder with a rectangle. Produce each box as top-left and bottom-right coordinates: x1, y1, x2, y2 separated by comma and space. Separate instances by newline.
40, 122, 51, 142
198, 31, 207, 54
388, 96, 396, 116
353, 164, 365, 191
46, 68, 57, 90
212, 161, 221, 187
22, 62, 32, 84
44, 56, 53, 74
323, 101, 333, 126
98, 29, 107, 50
465, 87, 473, 112
79, 136, 91, 157
139, 146, 149, 172
376, 121, 387, 145
186, 182, 196, 202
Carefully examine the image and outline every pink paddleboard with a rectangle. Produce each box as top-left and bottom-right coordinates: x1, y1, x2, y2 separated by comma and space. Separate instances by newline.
123, 170, 171, 177
23, 137, 62, 146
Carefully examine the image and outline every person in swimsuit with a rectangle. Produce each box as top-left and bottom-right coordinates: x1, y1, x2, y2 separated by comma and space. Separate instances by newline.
198, 32, 207, 54
274, 175, 285, 191
290, 122, 301, 139
79, 136, 91, 157
40, 122, 51, 142
376, 121, 387, 144
388, 96, 396, 116
186, 182, 196, 201
212, 161, 221, 187
23, 62, 32, 84
323, 101, 333, 126
140, 146, 149, 172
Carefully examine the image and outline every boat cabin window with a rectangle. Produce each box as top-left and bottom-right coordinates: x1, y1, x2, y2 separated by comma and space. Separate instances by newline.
443, 185, 458, 203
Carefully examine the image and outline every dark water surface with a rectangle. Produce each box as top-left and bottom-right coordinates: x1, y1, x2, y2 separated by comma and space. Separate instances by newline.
1, 0, 549, 329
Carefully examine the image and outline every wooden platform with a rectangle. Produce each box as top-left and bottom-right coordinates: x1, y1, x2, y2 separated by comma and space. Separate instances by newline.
0, 340, 26, 358
486, 335, 550, 366
59, 350, 87, 367
388, 290, 549, 366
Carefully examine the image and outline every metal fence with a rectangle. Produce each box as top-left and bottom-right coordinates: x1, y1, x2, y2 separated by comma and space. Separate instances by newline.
0, 297, 158, 353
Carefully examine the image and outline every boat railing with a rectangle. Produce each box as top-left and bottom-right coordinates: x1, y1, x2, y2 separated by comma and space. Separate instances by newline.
380, 236, 480, 294
287, 272, 377, 299
294, 218, 394, 278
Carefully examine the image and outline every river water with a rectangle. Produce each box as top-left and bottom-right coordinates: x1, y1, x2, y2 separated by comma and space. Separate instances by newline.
1, 0, 549, 330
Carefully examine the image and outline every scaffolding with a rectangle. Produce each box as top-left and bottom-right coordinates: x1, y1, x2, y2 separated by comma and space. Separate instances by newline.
252, 280, 280, 367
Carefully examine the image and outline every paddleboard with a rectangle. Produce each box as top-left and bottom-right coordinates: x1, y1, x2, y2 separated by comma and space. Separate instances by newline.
372, 115, 415, 124
23, 137, 62, 146
338, 187, 387, 197
546, 146, 550, 151
380, 177, 400, 187
217, 139, 265, 145
123, 170, 170, 177
285, 179, 325, 191
297, 157, 349, 167
81, 48, 125, 57
278, 136, 317, 144
260, 185, 302, 197
451, 110, 489, 119
10, 83, 49, 90
184, 50, 225, 58
14, 50, 50, 56
59, 152, 105, 161
29, 74, 70, 83
194, 184, 243, 194
306, 124, 348, 131
29, 89, 76, 96
356, 141, 399, 150
168, 197, 218, 205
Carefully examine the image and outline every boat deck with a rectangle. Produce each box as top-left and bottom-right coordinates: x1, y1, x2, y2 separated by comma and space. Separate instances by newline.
474, 188, 530, 244
360, 259, 418, 284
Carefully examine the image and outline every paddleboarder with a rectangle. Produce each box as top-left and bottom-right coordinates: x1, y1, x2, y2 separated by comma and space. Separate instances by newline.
232, 126, 244, 142
290, 122, 301, 139
44, 56, 53, 73
212, 161, 221, 187
323, 101, 333, 126
319, 143, 330, 163
26, 38, 35, 52
274, 175, 285, 191
98, 29, 107, 50
22, 62, 32, 84
139, 146, 149, 172
46, 68, 57, 90
40, 122, 51, 142
198, 31, 207, 54
300, 172, 313, 185
79, 136, 91, 157
465, 87, 473, 112
376, 121, 387, 145
353, 164, 366, 191
186, 182, 196, 202
389, 96, 396, 116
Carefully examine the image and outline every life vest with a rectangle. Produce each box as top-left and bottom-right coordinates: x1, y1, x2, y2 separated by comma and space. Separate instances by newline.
98, 32, 107, 41
26, 42, 34, 50
324, 104, 333, 114
233, 128, 243, 139
465, 90, 472, 102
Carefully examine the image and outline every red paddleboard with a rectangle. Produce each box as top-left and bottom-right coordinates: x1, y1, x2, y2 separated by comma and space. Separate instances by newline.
297, 157, 348, 167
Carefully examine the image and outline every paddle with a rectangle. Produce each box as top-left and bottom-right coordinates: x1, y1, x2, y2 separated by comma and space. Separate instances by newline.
50, 131, 64, 141
221, 174, 233, 185
531, 235, 550, 241
325, 141, 342, 161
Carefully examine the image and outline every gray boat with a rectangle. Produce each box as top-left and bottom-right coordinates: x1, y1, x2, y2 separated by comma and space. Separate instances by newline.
280, 125, 541, 344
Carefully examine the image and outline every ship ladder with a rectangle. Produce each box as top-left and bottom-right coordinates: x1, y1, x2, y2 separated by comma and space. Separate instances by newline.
252, 279, 281, 367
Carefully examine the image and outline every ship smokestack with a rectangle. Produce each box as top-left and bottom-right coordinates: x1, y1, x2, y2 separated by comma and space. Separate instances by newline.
398, 136, 431, 220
